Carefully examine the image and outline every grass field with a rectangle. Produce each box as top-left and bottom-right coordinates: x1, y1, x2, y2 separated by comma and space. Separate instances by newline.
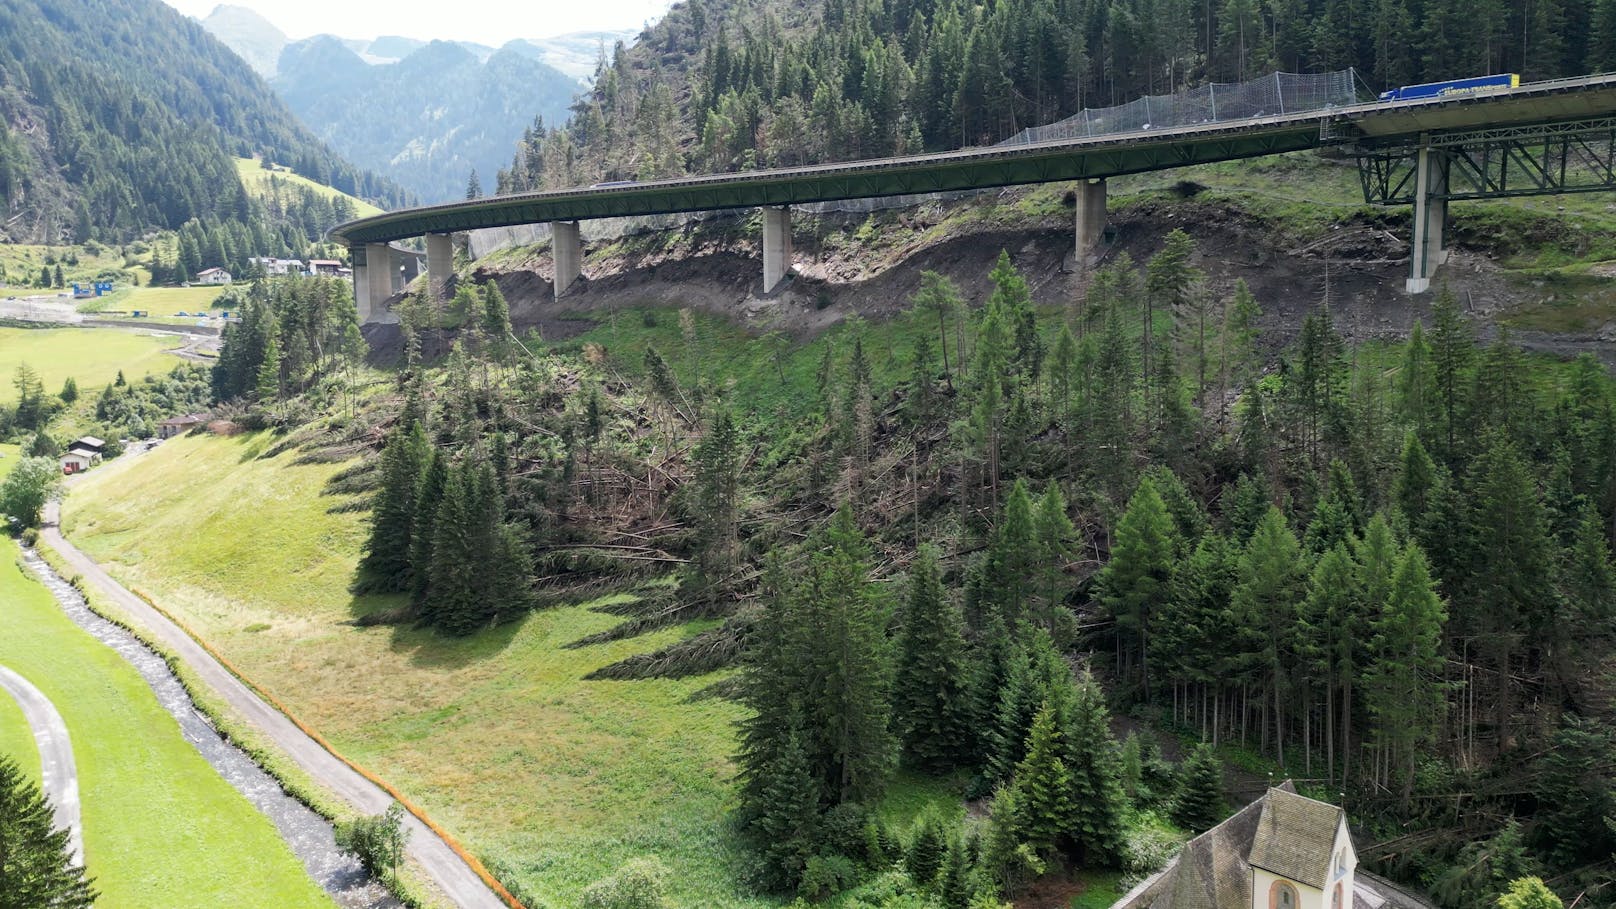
81, 285, 226, 316
0, 327, 185, 403
236, 157, 385, 219
63, 432, 843, 907
0, 535, 334, 907
0, 681, 40, 784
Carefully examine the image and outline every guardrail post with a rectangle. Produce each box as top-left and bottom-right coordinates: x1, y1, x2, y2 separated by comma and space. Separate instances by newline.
426, 232, 454, 302
1074, 178, 1108, 269
551, 221, 583, 300
1406, 136, 1449, 294
762, 206, 793, 293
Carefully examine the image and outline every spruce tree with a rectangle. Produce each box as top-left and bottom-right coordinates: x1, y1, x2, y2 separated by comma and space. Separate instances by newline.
358, 422, 429, 593
1365, 544, 1447, 802
409, 449, 447, 607
255, 329, 281, 402
893, 545, 974, 772
977, 479, 1036, 626
1032, 481, 1076, 631
481, 281, 511, 360
1063, 671, 1126, 866
798, 505, 896, 804
422, 461, 477, 634
1098, 474, 1177, 694
692, 408, 742, 582
1008, 701, 1074, 855
0, 755, 96, 909
1229, 507, 1306, 767
742, 707, 821, 892
1171, 742, 1226, 833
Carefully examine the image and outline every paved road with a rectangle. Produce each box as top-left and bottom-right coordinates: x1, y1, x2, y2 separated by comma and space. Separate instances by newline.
0, 664, 83, 866
41, 504, 508, 909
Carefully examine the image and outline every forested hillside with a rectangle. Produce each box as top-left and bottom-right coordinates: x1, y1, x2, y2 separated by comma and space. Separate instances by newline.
198, 224, 1616, 906
0, 0, 408, 245
499, 0, 1616, 190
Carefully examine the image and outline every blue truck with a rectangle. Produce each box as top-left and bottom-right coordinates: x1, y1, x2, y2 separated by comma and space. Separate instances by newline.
1380, 73, 1520, 102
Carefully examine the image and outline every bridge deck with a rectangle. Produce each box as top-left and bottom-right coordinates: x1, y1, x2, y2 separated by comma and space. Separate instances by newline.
331, 73, 1616, 246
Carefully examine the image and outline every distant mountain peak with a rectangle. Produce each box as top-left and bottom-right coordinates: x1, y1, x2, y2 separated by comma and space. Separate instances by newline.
200, 4, 286, 77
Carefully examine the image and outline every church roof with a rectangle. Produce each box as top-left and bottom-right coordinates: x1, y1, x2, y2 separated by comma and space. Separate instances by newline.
1109, 781, 1433, 909
1248, 786, 1346, 889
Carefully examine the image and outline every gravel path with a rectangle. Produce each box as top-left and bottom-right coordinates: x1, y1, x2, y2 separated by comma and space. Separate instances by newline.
18, 544, 400, 909
38, 503, 508, 909
0, 664, 82, 866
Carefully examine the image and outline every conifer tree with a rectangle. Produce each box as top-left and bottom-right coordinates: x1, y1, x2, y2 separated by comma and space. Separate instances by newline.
692, 407, 742, 582
894, 545, 974, 772
1304, 542, 1365, 784
1171, 742, 1226, 833
1008, 701, 1074, 855
1063, 671, 1126, 866
1399, 321, 1433, 438
358, 421, 429, 592
988, 250, 1040, 381
914, 272, 962, 390
741, 706, 821, 892
481, 281, 512, 361
1565, 502, 1616, 625
1229, 507, 1306, 767
1365, 544, 1446, 802
1394, 432, 1438, 531
976, 479, 1037, 626
255, 329, 281, 402
0, 754, 96, 908
1428, 287, 1474, 463
1032, 481, 1076, 631
798, 505, 896, 804
409, 449, 447, 606
1098, 475, 1177, 693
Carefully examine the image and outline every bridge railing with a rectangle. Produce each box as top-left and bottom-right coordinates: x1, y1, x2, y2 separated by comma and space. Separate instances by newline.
998, 70, 1361, 147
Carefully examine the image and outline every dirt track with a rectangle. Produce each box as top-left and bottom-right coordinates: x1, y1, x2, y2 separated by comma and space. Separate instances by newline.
40, 503, 508, 909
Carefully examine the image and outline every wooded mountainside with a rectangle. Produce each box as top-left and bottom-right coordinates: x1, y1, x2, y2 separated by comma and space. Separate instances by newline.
207, 235, 1616, 906
499, 0, 1616, 190
0, 0, 408, 245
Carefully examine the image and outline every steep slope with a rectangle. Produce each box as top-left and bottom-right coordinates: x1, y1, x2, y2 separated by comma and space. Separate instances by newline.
272, 38, 581, 202
200, 4, 287, 77
0, 0, 406, 244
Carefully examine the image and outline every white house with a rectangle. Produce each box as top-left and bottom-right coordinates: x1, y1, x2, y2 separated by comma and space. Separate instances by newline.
60, 443, 100, 474
195, 267, 232, 285
1111, 783, 1433, 909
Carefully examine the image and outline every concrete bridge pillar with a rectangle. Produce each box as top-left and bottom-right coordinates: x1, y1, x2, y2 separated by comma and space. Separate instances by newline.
762, 206, 793, 293
1406, 141, 1449, 294
426, 232, 454, 302
350, 246, 372, 323
551, 221, 582, 300
365, 242, 395, 311
1074, 178, 1108, 268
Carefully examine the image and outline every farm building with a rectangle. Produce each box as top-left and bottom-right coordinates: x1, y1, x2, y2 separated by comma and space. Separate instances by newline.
159, 413, 207, 439
195, 267, 232, 285
60, 443, 101, 474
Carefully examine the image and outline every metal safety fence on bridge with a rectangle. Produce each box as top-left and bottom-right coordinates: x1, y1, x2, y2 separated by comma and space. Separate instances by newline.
998, 69, 1362, 146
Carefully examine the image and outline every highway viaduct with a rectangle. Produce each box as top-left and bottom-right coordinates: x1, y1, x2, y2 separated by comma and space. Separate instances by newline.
331, 73, 1616, 321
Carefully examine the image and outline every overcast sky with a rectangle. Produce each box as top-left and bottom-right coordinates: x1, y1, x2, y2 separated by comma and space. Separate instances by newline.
163, 0, 677, 44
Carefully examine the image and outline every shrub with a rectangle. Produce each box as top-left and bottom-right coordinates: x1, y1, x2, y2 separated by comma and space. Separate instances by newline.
798, 854, 859, 902
334, 802, 407, 878
580, 856, 671, 909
